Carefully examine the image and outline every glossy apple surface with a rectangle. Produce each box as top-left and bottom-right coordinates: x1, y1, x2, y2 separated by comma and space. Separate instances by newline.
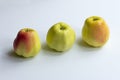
46, 22, 76, 51
13, 28, 41, 57
82, 16, 110, 47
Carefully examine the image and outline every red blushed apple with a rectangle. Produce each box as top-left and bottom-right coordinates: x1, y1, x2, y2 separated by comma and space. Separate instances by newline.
82, 16, 110, 47
13, 28, 41, 57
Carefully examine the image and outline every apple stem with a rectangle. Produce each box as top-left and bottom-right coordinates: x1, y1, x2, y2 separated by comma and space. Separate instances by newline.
93, 18, 99, 21
60, 27, 66, 30
25, 28, 33, 32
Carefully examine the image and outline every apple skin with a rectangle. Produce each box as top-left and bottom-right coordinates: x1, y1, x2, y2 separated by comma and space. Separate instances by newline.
46, 22, 76, 51
13, 28, 41, 57
82, 16, 110, 47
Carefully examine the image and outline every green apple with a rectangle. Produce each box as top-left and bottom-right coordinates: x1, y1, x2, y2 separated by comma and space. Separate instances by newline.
82, 16, 110, 47
46, 22, 76, 51
13, 28, 41, 57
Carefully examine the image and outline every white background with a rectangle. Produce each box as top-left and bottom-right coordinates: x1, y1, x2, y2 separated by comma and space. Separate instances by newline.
0, 0, 120, 80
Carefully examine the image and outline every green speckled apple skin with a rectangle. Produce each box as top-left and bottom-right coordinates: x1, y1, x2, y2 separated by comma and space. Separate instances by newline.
46, 22, 76, 51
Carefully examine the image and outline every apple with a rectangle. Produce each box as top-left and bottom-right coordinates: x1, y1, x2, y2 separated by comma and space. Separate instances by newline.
82, 16, 110, 47
46, 22, 76, 51
13, 28, 41, 57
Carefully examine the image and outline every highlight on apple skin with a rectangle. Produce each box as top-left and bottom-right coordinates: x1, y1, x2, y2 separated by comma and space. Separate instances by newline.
46, 22, 76, 51
13, 28, 41, 57
82, 16, 110, 47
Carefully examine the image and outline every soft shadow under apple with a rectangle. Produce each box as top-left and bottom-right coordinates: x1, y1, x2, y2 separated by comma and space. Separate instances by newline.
41, 42, 65, 56
5, 50, 34, 63
77, 37, 102, 52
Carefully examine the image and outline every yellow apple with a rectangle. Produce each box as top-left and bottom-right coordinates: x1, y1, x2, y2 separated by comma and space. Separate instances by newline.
13, 28, 41, 57
82, 16, 110, 47
46, 22, 76, 51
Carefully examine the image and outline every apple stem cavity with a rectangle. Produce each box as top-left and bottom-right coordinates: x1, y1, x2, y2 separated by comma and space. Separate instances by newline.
25, 28, 33, 32
60, 26, 66, 30
93, 18, 99, 21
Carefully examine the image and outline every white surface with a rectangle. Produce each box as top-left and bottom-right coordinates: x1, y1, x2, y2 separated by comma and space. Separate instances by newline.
0, 0, 120, 80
